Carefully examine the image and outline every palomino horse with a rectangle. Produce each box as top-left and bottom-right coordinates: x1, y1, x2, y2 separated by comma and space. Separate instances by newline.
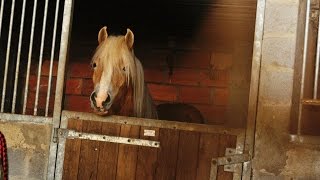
90, 26, 204, 123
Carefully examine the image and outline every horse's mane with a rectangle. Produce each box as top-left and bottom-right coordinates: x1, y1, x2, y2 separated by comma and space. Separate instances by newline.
92, 35, 157, 119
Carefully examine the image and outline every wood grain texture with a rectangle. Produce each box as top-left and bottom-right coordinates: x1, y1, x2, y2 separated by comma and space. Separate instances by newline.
155, 128, 180, 180
63, 119, 83, 180
196, 133, 219, 180
116, 125, 140, 180
135, 127, 160, 180
77, 120, 102, 180
97, 122, 121, 180
176, 130, 200, 180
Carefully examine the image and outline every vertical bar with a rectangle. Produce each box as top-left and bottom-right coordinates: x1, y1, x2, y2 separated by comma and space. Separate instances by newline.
0, 0, 4, 43
298, 0, 311, 136
48, 0, 74, 179
243, 0, 266, 179
23, 0, 38, 114
34, 0, 49, 115
12, 0, 27, 113
45, 0, 61, 117
1, 0, 16, 113
314, 10, 320, 99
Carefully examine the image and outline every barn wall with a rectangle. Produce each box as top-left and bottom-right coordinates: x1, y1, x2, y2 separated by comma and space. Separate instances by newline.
0, 120, 51, 180
253, 0, 320, 179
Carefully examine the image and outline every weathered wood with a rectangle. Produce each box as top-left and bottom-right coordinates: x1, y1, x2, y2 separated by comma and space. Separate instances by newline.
155, 128, 180, 180
77, 120, 102, 180
217, 134, 237, 180
97, 122, 121, 180
63, 119, 83, 180
135, 127, 159, 180
176, 130, 200, 180
116, 124, 140, 180
196, 133, 219, 180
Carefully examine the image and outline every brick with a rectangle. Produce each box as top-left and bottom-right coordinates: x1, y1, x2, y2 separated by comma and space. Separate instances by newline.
147, 83, 178, 102
82, 79, 94, 96
65, 78, 83, 95
212, 88, 229, 106
64, 95, 92, 112
41, 60, 58, 76
137, 50, 168, 68
144, 68, 169, 83
175, 51, 211, 68
179, 86, 211, 104
195, 105, 227, 125
170, 68, 200, 86
210, 52, 233, 70
28, 75, 57, 94
199, 70, 229, 87
26, 91, 55, 110
69, 63, 93, 78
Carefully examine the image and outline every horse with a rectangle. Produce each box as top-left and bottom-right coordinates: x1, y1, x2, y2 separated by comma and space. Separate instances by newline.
90, 26, 204, 124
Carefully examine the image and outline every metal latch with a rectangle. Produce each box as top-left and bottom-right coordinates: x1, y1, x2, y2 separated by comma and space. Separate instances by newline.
210, 148, 251, 180
56, 128, 160, 148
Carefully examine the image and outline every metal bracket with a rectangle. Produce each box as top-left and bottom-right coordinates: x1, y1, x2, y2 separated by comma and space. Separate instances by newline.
209, 148, 251, 180
52, 128, 59, 143
56, 128, 160, 148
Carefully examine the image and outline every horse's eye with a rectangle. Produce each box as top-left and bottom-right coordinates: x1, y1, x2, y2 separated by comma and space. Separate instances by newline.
92, 62, 97, 68
122, 67, 126, 71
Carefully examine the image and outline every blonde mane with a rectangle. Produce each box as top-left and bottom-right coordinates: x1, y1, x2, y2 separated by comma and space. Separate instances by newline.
92, 35, 157, 119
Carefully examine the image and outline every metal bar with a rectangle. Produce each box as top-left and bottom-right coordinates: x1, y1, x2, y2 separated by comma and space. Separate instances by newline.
22, 0, 38, 114
243, 0, 266, 179
45, 0, 61, 117
12, 0, 27, 113
298, 0, 311, 136
290, 134, 320, 144
34, 0, 49, 115
209, 159, 218, 180
314, 9, 320, 99
0, 0, 4, 45
301, 99, 320, 105
0, 113, 53, 125
217, 154, 251, 166
1, 0, 16, 113
48, 0, 74, 179
58, 128, 160, 148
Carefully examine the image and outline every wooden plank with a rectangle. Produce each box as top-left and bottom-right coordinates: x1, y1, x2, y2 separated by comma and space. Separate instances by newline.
176, 130, 200, 180
97, 122, 121, 180
154, 128, 179, 180
217, 134, 237, 180
63, 119, 83, 180
135, 127, 159, 180
77, 120, 102, 180
196, 133, 220, 180
116, 124, 140, 180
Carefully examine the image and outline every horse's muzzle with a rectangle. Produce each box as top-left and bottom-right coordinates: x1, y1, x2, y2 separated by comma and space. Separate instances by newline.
90, 91, 112, 115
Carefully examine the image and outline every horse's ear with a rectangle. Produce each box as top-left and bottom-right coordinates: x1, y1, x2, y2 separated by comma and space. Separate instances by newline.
125, 28, 134, 49
98, 26, 108, 44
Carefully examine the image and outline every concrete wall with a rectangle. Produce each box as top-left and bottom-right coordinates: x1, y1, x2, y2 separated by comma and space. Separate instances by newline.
253, 0, 320, 179
0, 120, 52, 180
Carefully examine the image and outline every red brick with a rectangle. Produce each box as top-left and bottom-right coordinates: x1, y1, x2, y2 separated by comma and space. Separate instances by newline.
69, 63, 93, 78
28, 75, 57, 93
41, 60, 58, 76
82, 79, 94, 96
175, 51, 211, 68
212, 88, 229, 106
147, 83, 178, 102
195, 104, 227, 125
179, 86, 211, 104
26, 91, 55, 110
144, 68, 169, 83
199, 70, 229, 87
210, 52, 233, 70
170, 68, 200, 86
64, 95, 92, 112
65, 78, 83, 95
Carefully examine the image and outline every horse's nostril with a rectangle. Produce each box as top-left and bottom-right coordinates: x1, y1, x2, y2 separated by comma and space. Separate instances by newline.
102, 95, 111, 107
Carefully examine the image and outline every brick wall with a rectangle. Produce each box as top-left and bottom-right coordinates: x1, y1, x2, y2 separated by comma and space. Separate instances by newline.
27, 46, 248, 126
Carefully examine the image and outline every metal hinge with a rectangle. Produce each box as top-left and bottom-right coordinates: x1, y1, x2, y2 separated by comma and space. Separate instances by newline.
55, 128, 160, 148
210, 148, 251, 180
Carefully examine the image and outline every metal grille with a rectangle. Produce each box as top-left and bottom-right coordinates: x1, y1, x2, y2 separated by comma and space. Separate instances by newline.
0, 0, 65, 117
